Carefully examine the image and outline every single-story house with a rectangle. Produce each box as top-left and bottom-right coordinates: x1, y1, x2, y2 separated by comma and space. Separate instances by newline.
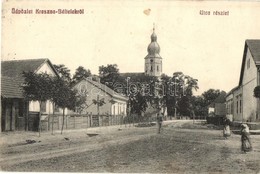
1, 58, 61, 132
208, 91, 227, 117
72, 77, 128, 116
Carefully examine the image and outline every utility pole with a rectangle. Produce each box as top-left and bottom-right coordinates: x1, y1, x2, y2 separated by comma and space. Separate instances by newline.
126, 77, 132, 126
174, 78, 177, 118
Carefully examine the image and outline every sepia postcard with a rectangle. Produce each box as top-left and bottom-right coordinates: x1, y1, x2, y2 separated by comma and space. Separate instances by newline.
1, 0, 260, 173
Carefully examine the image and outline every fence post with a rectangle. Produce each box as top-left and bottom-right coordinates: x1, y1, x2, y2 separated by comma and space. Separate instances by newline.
48, 114, 50, 131
57, 115, 60, 130
74, 115, 76, 129
128, 115, 131, 127
87, 113, 89, 128
99, 115, 101, 127
90, 113, 92, 127
125, 115, 126, 127
66, 115, 68, 129
86, 112, 88, 128
112, 115, 114, 125
106, 114, 108, 126
82, 115, 83, 129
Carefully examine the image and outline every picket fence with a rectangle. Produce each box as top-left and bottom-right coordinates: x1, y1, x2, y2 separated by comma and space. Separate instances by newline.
29, 113, 126, 131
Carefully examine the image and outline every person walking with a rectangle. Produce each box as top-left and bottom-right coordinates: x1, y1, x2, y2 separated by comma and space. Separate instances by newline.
157, 113, 163, 134
223, 117, 231, 139
241, 123, 252, 153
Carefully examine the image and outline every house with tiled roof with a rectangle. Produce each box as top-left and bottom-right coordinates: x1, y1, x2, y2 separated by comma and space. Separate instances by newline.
226, 40, 260, 122
1, 59, 60, 132
72, 77, 128, 116
208, 91, 227, 117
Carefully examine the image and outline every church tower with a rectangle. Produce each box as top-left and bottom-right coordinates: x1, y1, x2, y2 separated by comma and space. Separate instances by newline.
144, 25, 162, 77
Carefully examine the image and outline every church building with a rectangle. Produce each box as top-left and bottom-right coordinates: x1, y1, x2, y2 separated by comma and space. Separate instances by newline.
144, 27, 163, 77
120, 25, 165, 118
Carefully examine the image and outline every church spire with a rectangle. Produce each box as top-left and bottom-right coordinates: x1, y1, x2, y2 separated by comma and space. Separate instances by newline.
144, 24, 162, 77
151, 23, 157, 42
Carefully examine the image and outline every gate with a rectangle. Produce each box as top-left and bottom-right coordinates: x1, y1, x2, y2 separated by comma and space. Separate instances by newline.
91, 115, 99, 127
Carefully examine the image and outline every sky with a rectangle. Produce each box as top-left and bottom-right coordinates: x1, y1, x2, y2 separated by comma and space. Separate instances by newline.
2, 0, 260, 95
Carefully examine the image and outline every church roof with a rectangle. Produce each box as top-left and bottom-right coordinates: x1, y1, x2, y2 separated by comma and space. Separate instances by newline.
145, 27, 162, 59
120, 72, 145, 78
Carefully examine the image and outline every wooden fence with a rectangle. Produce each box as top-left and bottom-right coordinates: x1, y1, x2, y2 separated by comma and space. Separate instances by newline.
38, 114, 125, 131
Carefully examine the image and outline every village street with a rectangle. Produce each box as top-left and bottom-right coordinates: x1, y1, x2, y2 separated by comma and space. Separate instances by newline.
0, 120, 260, 173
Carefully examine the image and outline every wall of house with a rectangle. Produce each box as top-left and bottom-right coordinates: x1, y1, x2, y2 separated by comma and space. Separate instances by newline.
226, 93, 233, 115
215, 103, 226, 116
29, 100, 53, 115
28, 61, 66, 116
73, 80, 127, 115
208, 107, 214, 114
233, 87, 243, 121
242, 48, 258, 122
111, 99, 127, 115
1, 99, 26, 131
36, 62, 56, 76
29, 100, 67, 116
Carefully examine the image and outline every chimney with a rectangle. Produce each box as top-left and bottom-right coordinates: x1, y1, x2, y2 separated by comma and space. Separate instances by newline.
92, 75, 100, 83
86, 76, 92, 81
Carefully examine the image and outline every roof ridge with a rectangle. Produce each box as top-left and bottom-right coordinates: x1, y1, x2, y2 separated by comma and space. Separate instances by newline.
85, 78, 128, 100
246, 39, 260, 41
1, 58, 48, 62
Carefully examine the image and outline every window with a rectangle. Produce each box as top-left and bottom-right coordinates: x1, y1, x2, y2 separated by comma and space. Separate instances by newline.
231, 101, 233, 114
18, 101, 24, 117
113, 105, 115, 115
247, 59, 250, 69
226, 104, 229, 114
157, 65, 159, 71
240, 100, 242, 113
40, 101, 47, 112
151, 66, 153, 72
80, 84, 87, 94
236, 101, 238, 114
54, 104, 59, 112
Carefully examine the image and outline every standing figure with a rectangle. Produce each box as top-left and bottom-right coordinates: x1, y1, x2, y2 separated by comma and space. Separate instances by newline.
241, 123, 252, 153
157, 113, 163, 134
223, 117, 231, 139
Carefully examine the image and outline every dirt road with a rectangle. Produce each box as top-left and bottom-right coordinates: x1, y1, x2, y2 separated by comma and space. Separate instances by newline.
1, 120, 260, 173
